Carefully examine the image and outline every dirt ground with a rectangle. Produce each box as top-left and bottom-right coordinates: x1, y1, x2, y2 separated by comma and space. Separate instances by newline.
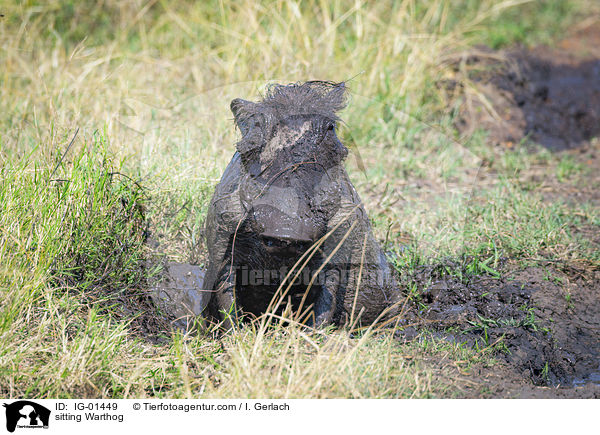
456, 21, 600, 151
408, 20, 600, 398
397, 260, 600, 398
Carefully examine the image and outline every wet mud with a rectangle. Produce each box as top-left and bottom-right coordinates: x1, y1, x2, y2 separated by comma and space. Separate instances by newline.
149, 262, 209, 330
396, 260, 600, 396
455, 23, 600, 150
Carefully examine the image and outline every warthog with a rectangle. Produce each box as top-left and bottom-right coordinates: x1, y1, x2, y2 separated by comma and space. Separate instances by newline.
204, 81, 400, 327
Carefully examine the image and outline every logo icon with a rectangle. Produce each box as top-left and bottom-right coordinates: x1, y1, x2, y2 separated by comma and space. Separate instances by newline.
2, 401, 50, 433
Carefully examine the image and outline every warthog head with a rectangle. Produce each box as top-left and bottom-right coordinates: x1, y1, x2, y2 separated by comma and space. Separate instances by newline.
230, 81, 348, 253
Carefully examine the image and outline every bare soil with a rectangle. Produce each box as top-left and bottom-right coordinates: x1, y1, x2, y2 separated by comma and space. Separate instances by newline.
414, 20, 600, 397
456, 21, 600, 151
396, 259, 600, 398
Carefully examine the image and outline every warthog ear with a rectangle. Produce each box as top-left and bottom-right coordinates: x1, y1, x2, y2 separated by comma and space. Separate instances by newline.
230, 98, 256, 136
231, 98, 265, 160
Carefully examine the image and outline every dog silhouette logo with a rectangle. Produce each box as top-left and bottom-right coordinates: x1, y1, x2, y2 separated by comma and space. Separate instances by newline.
2, 401, 50, 432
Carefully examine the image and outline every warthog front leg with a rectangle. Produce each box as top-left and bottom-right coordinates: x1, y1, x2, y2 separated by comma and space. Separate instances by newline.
214, 263, 238, 329
312, 269, 340, 327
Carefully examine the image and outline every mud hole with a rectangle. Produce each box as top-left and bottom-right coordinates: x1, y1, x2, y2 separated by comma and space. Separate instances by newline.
396, 260, 600, 397
455, 21, 600, 151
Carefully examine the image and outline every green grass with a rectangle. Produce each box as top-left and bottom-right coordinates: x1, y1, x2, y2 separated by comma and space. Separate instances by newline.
471, 0, 584, 49
1, 0, 598, 398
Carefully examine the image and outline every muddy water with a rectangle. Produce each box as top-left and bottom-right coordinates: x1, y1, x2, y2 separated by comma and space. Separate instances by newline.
572, 365, 600, 387
487, 55, 600, 150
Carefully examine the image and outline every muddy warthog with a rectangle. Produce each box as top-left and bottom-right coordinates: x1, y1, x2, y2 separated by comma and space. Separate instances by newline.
204, 81, 400, 327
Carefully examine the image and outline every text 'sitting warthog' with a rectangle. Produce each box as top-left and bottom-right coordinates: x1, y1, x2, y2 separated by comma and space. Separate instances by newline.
204, 81, 400, 327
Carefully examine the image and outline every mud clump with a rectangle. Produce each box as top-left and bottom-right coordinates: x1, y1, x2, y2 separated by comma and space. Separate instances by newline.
148, 262, 209, 331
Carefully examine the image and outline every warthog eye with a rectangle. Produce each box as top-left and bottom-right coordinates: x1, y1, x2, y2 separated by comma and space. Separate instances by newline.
261, 236, 286, 248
